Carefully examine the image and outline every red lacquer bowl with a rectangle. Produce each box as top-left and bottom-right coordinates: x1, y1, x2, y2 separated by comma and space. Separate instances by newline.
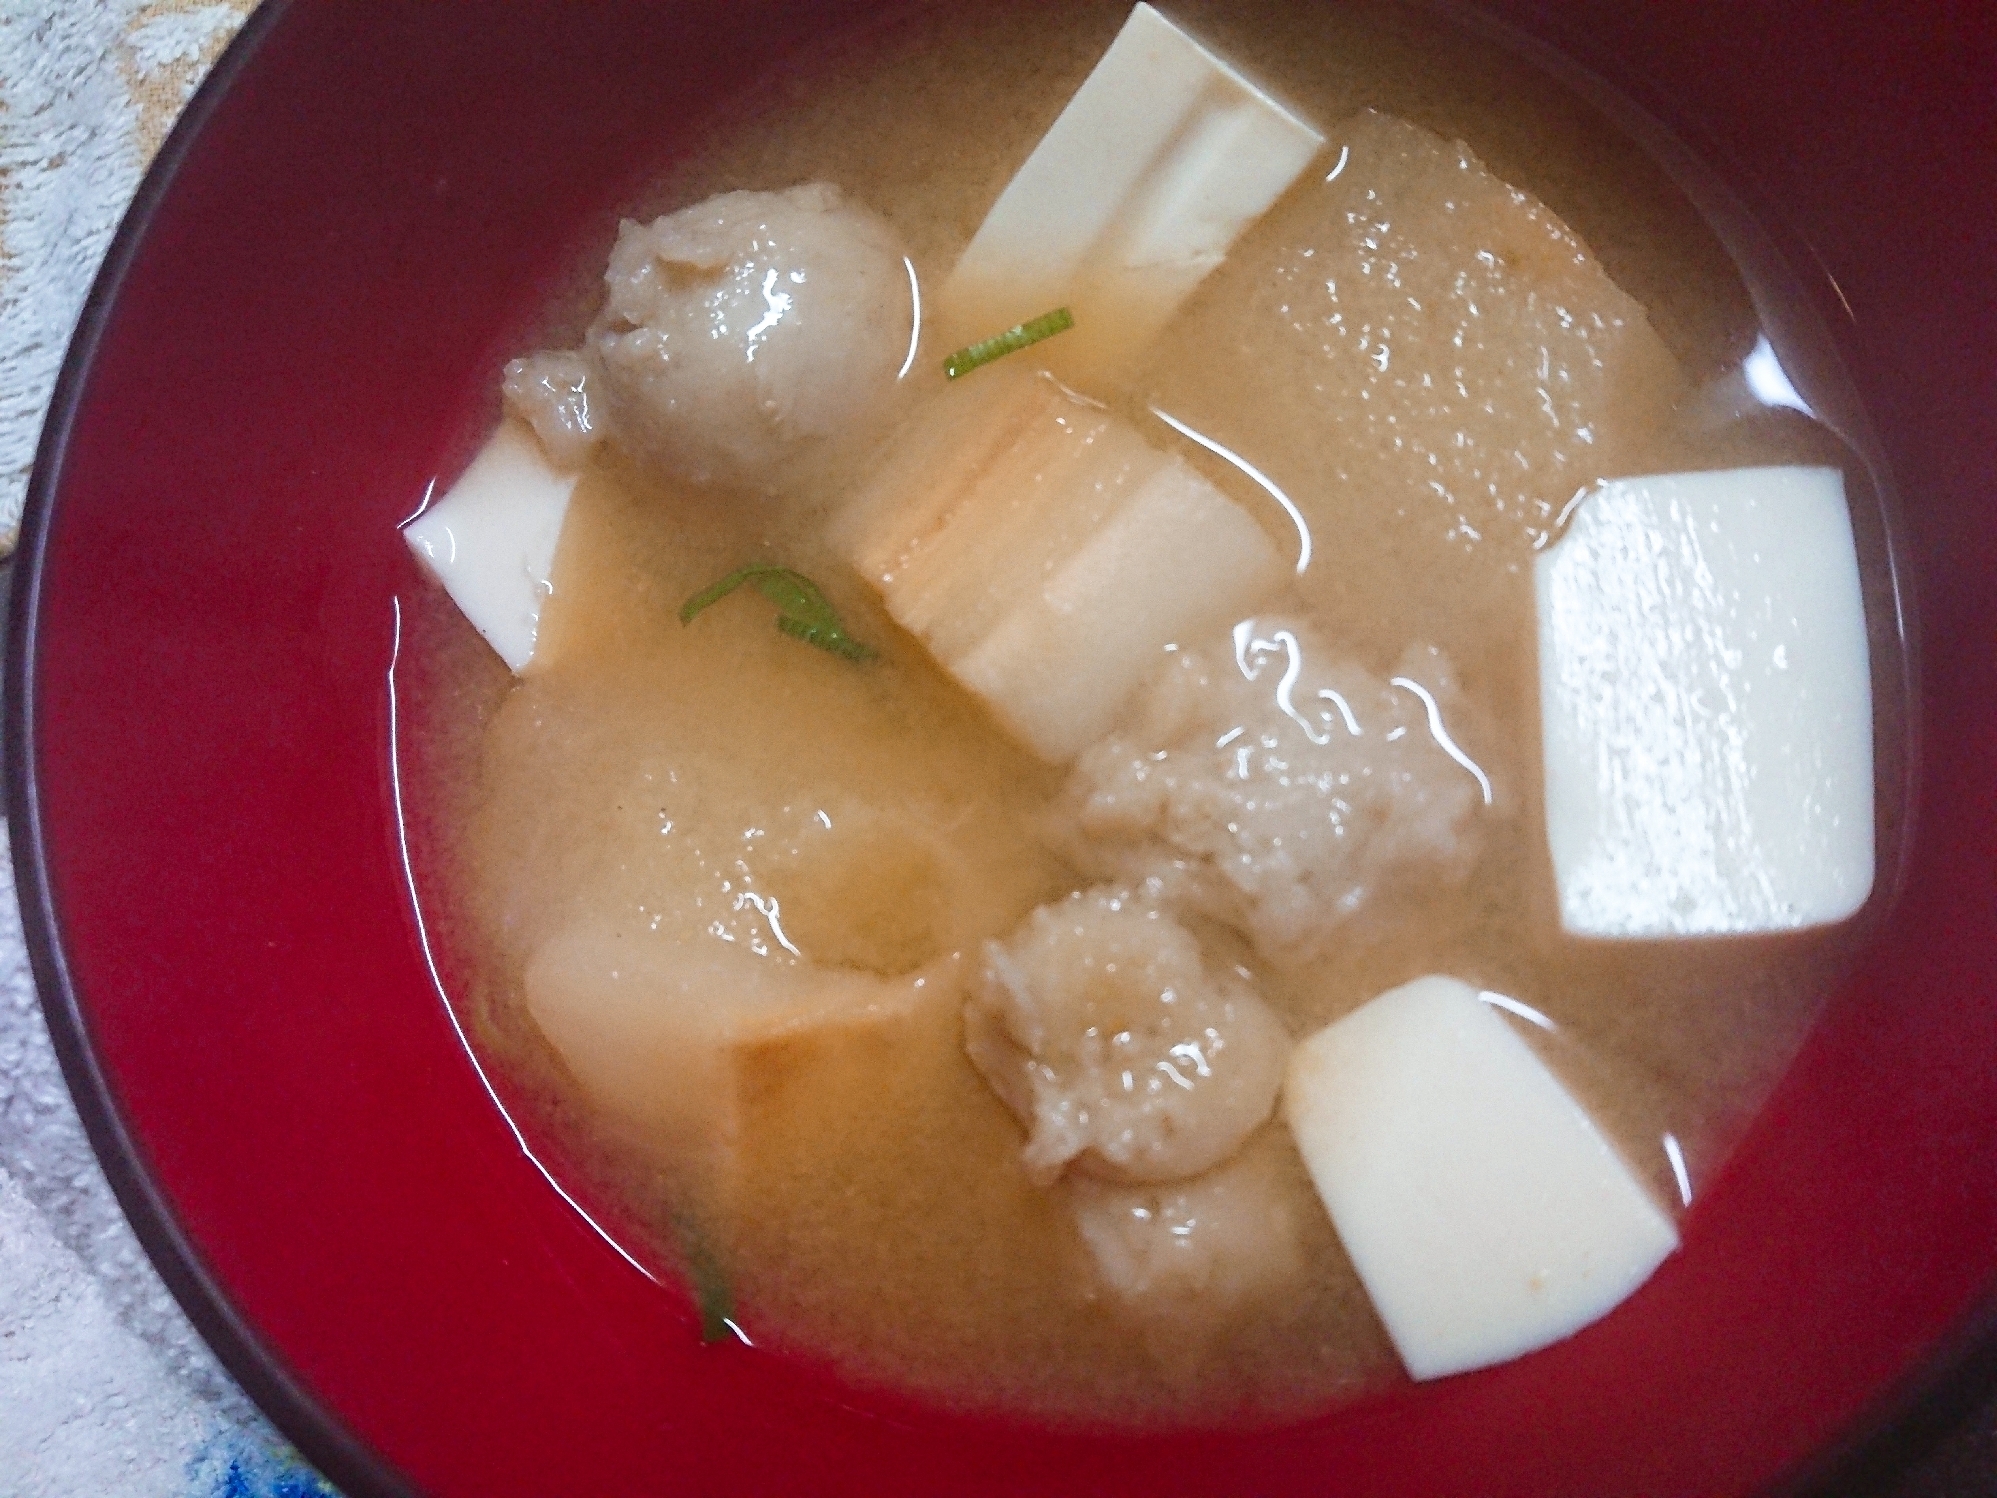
12, 2, 1995, 1494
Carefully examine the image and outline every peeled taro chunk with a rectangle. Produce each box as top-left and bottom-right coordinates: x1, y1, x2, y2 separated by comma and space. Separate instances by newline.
1066, 1137, 1305, 1308
1065, 619, 1491, 959
581, 183, 913, 491
966, 888, 1289, 1186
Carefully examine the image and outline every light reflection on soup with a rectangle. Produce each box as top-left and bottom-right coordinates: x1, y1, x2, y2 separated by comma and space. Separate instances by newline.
404, 0, 1901, 1425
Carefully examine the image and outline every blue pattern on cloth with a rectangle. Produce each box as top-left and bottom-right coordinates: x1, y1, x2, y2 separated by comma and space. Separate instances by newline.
188, 1431, 344, 1498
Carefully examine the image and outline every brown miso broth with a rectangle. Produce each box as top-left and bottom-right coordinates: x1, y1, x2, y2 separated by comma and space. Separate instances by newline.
402, 0, 1906, 1426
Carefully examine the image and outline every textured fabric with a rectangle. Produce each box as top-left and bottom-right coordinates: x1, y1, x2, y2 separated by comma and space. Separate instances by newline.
1, 0, 255, 535
0, 3, 343, 1491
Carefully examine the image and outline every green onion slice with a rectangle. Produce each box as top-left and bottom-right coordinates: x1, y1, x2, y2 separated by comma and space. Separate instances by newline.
943, 306, 1075, 380
679, 564, 877, 662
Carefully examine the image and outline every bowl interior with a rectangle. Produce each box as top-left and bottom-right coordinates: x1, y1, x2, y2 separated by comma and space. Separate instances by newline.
13, 1, 1997, 1494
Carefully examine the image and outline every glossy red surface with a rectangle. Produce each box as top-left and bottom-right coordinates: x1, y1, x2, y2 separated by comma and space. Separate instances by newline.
12, 1, 1995, 1494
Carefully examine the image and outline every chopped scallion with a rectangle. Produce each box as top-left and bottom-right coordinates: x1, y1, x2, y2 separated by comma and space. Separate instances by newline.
680, 564, 876, 662
943, 306, 1075, 379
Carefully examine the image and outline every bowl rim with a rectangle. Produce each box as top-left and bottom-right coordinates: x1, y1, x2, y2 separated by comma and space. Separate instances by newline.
3, 2, 1987, 1494
3, 3, 416, 1493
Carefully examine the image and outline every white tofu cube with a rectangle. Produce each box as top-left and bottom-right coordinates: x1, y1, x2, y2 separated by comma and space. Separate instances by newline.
939, 3, 1323, 383
1285, 975, 1679, 1381
1535, 465, 1874, 937
402, 420, 578, 672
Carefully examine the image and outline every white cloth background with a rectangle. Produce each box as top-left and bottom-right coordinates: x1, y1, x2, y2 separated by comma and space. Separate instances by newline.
1, 2, 342, 1493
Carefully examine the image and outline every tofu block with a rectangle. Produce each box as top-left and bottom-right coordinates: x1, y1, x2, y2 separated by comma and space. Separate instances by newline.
939, 3, 1322, 385
402, 419, 577, 672
1285, 975, 1679, 1381
1536, 466, 1874, 937
834, 368, 1285, 760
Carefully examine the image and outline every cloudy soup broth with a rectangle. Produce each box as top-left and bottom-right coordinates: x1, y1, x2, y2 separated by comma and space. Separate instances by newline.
401, 0, 1908, 1426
